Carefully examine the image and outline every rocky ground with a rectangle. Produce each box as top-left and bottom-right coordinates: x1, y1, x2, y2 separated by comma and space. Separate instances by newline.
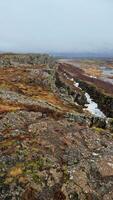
0, 54, 113, 200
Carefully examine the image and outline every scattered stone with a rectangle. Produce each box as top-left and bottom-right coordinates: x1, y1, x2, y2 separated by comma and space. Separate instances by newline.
96, 156, 113, 177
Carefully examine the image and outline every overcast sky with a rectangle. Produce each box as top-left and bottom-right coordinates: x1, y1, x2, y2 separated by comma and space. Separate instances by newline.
0, 0, 113, 53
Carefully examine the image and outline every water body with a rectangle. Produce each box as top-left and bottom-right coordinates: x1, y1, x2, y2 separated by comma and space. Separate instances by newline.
100, 66, 113, 84
101, 66, 113, 76
84, 93, 106, 118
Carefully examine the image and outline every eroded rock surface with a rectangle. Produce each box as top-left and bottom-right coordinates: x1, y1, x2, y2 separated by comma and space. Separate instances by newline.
0, 54, 113, 200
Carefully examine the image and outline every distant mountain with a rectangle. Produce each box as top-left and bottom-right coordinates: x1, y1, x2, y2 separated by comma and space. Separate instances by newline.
51, 51, 113, 59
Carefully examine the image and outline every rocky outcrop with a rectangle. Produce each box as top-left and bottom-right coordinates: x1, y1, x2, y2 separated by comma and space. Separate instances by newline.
55, 71, 87, 107
0, 54, 113, 200
0, 53, 55, 67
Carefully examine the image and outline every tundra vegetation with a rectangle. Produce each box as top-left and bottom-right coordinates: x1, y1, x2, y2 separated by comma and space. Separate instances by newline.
0, 54, 113, 200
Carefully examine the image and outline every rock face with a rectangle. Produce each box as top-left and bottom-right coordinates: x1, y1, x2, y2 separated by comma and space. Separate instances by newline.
78, 80, 113, 118
0, 54, 113, 200
55, 71, 87, 107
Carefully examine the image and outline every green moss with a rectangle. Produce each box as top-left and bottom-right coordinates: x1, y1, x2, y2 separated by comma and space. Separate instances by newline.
23, 158, 44, 176
28, 159, 44, 170
32, 173, 43, 184
73, 159, 79, 165
0, 162, 5, 169
0, 172, 6, 179
45, 158, 54, 168
22, 158, 45, 185
92, 127, 104, 133
62, 165, 69, 183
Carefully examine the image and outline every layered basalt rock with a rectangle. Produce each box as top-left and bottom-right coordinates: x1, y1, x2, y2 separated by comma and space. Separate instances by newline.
58, 62, 113, 118
55, 70, 87, 107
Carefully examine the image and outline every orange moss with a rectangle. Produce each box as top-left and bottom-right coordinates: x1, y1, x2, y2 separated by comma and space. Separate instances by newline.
83, 66, 102, 77
9, 167, 23, 177
0, 64, 82, 116
0, 104, 22, 113
16, 83, 81, 113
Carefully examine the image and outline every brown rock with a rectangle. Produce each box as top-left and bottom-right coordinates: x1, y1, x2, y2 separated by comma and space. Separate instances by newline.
96, 156, 113, 177
53, 190, 66, 200
22, 187, 38, 200
103, 190, 113, 200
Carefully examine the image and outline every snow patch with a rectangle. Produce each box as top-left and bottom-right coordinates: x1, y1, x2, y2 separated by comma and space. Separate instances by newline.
74, 82, 79, 88
84, 93, 106, 118
89, 75, 97, 79
64, 73, 106, 118
70, 78, 74, 81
